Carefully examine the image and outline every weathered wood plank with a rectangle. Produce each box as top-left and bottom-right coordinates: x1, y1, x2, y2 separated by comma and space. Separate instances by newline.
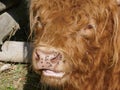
0, 12, 20, 44
0, 41, 32, 63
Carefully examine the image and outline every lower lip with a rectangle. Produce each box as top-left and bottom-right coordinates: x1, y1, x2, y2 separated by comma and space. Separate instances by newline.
43, 70, 65, 78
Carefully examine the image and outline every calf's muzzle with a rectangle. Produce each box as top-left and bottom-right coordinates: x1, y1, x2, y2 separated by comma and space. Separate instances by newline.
33, 46, 63, 70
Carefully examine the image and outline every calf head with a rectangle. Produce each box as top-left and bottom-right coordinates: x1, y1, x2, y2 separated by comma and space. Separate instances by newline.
30, 0, 120, 89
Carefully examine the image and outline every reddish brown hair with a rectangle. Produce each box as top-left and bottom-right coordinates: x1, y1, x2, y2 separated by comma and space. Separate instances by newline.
30, 0, 120, 90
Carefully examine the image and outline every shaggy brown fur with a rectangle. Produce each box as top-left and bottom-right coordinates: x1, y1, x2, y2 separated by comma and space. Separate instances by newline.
30, 0, 120, 90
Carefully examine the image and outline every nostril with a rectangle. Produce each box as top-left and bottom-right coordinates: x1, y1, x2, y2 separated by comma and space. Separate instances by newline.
34, 50, 40, 60
51, 58, 58, 63
50, 53, 63, 64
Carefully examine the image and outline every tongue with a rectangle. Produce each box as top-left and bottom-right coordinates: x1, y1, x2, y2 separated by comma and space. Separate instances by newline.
43, 70, 65, 77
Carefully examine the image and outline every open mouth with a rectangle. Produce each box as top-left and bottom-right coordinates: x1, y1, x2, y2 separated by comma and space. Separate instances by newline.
42, 70, 65, 78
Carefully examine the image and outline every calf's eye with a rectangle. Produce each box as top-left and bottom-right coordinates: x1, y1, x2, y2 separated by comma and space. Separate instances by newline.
79, 24, 96, 39
85, 24, 95, 30
86, 24, 94, 29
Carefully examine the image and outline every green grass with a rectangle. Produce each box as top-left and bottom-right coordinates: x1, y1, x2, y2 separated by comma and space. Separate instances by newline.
0, 62, 41, 90
0, 62, 60, 90
0, 63, 26, 90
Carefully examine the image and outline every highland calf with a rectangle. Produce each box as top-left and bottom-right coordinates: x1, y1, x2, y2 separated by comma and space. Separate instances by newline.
30, 0, 120, 90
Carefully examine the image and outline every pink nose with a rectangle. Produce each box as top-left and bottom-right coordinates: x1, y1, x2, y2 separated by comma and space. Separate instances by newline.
33, 47, 63, 70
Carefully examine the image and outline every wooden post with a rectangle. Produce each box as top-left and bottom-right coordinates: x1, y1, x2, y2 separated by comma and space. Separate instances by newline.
0, 41, 32, 63
0, 12, 20, 44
